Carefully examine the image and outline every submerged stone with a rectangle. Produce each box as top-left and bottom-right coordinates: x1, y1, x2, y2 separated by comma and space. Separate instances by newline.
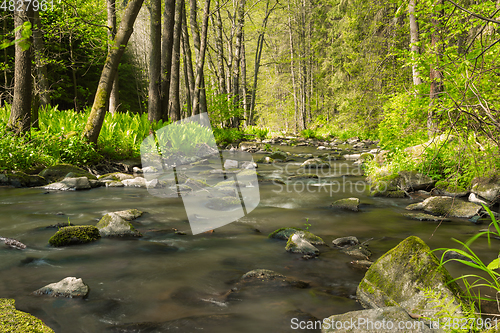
48, 225, 101, 246
357, 236, 473, 325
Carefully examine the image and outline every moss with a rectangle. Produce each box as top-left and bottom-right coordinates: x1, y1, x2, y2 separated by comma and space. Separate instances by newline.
48, 225, 101, 247
371, 190, 406, 198
0, 299, 54, 333
268, 227, 324, 245
435, 180, 467, 193
360, 153, 374, 161
39, 164, 97, 182
285, 237, 297, 251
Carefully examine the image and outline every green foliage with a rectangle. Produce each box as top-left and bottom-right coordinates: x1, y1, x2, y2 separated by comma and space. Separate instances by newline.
244, 126, 268, 140
436, 206, 500, 319
212, 128, 244, 146
207, 93, 245, 128
300, 129, 317, 139
304, 218, 311, 231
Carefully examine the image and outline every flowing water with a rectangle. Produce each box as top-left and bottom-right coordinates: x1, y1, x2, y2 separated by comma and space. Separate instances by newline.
0, 145, 496, 332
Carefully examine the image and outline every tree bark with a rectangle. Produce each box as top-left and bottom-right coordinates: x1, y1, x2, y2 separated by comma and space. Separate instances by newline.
231, 0, 245, 112
288, 5, 299, 134
8, 3, 33, 135
83, 0, 145, 144
169, 0, 184, 122
409, 0, 422, 86
213, 4, 226, 95
107, 0, 119, 113
241, 32, 248, 125
148, 0, 162, 122
160, 0, 176, 122
428, 0, 443, 138
191, 0, 211, 115
32, 10, 50, 108
181, 4, 195, 114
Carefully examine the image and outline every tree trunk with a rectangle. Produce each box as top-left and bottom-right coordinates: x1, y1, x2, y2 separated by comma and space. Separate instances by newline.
409, 0, 422, 86
428, 0, 443, 138
148, 0, 162, 122
32, 10, 50, 107
169, 0, 184, 122
107, 0, 119, 113
8, 4, 33, 135
213, 4, 226, 95
181, 5, 195, 110
191, 0, 211, 115
69, 34, 79, 112
241, 32, 248, 126
160, 0, 176, 122
231, 0, 245, 113
83, 0, 145, 144
288, 5, 299, 134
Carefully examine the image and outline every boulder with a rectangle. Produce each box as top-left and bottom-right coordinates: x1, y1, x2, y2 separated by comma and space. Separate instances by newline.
121, 177, 147, 187
404, 134, 457, 161
285, 232, 320, 256
206, 197, 241, 210
368, 172, 406, 198
406, 196, 482, 218
331, 198, 360, 212
256, 156, 274, 164
0, 298, 54, 332
96, 212, 142, 237
322, 306, 436, 333
98, 172, 134, 181
48, 226, 101, 246
269, 151, 288, 161
113, 209, 143, 220
268, 227, 325, 245
43, 177, 91, 191
33, 277, 89, 298
332, 236, 359, 247
397, 171, 435, 191
340, 244, 371, 259
0, 171, 47, 188
223, 159, 239, 169
105, 181, 124, 187
468, 193, 491, 207
38, 164, 96, 183
300, 158, 330, 169
471, 176, 500, 204
357, 236, 473, 325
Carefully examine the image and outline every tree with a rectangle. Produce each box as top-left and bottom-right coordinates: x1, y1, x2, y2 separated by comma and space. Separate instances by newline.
409, 0, 422, 87
148, 0, 162, 121
8, 3, 33, 135
159, 0, 176, 122
107, 0, 119, 113
191, 0, 211, 115
83, 0, 145, 144
428, 0, 444, 137
169, 0, 184, 122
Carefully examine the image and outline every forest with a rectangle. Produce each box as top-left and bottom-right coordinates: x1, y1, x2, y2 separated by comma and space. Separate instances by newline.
1, 0, 500, 332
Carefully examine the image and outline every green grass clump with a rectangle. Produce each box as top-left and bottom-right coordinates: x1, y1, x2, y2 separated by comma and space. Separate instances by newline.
0, 299, 54, 333
212, 128, 243, 146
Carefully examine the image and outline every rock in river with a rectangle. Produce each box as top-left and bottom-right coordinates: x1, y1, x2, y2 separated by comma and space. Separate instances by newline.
356, 236, 473, 325
38, 164, 96, 183
43, 177, 91, 191
406, 196, 482, 218
48, 225, 101, 246
268, 227, 325, 245
33, 277, 89, 298
285, 232, 320, 256
331, 198, 360, 212
96, 211, 143, 237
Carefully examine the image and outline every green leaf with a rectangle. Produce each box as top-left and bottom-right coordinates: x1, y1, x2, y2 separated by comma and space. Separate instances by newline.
487, 258, 500, 271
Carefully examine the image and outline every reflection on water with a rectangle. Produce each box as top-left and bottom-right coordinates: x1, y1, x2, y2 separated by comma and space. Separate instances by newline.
0, 146, 494, 332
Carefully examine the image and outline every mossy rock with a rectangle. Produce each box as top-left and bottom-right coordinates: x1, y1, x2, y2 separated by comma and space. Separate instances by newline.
184, 178, 210, 190
98, 172, 134, 181
287, 173, 319, 180
256, 156, 274, 164
206, 196, 241, 210
48, 225, 101, 246
357, 236, 474, 324
268, 227, 325, 245
96, 212, 142, 237
0, 298, 54, 333
471, 176, 500, 204
406, 196, 482, 218
285, 232, 319, 256
269, 151, 287, 160
371, 189, 406, 198
434, 180, 469, 198
39, 164, 96, 183
0, 171, 47, 188
331, 198, 360, 212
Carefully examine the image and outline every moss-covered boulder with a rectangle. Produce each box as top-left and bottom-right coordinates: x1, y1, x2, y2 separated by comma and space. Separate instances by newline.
398, 170, 435, 191
285, 232, 320, 256
32, 277, 89, 298
368, 172, 406, 198
268, 227, 325, 245
406, 196, 482, 218
433, 180, 469, 198
96, 212, 142, 237
0, 298, 54, 332
48, 225, 101, 246
39, 164, 96, 183
0, 171, 47, 188
471, 176, 500, 204
403, 212, 451, 222
269, 151, 287, 161
357, 236, 473, 324
331, 198, 360, 212
256, 156, 274, 164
